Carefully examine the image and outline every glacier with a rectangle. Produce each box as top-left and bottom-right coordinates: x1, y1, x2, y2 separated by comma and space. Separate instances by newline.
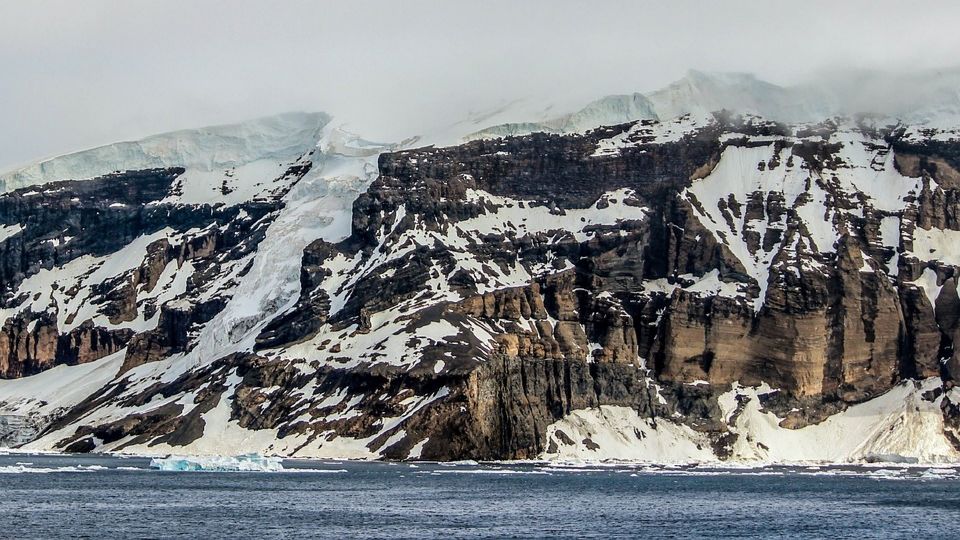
0, 112, 331, 194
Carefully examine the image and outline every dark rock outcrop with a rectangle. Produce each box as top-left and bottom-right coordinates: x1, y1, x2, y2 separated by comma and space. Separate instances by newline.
10, 113, 960, 460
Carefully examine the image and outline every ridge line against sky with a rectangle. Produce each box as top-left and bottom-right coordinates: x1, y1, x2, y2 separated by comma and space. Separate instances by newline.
2, 0, 960, 171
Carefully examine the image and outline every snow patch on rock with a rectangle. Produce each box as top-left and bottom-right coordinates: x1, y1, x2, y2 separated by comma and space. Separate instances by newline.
541, 405, 716, 464
722, 378, 959, 464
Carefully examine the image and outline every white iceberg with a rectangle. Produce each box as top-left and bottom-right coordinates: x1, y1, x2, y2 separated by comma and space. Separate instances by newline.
149, 453, 284, 472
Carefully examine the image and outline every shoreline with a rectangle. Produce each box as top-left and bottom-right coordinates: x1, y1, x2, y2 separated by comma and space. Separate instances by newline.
2, 449, 959, 472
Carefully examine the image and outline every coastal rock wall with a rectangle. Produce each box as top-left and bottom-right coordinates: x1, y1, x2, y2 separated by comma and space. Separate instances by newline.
4, 112, 960, 462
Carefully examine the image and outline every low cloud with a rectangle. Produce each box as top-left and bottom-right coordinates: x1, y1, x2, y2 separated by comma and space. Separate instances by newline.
2, 0, 959, 170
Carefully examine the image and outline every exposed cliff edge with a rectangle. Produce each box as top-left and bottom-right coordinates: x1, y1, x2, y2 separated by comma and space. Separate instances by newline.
3, 73, 960, 463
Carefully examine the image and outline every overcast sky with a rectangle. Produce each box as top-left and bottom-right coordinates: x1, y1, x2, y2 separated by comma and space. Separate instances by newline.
2, 0, 959, 171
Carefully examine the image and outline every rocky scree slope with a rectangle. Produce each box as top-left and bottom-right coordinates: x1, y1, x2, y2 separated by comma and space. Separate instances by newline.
2, 109, 960, 462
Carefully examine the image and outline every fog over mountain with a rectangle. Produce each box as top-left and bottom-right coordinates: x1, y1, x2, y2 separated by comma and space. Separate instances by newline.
2, 0, 960, 171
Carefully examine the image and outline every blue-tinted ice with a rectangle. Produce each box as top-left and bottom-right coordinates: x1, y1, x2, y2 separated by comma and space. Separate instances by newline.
149, 453, 283, 472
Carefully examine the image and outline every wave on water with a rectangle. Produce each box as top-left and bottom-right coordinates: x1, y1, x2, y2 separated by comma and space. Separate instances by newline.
0, 464, 106, 474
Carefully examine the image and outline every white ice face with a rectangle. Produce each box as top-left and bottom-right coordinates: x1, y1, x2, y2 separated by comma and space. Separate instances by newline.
149, 453, 284, 472
0, 112, 331, 194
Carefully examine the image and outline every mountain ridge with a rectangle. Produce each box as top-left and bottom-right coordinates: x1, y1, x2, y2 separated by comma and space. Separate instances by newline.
2, 72, 960, 463
7, 68, 960, 193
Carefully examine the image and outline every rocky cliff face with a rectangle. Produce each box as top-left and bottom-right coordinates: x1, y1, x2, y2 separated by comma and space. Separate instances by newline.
2, 103, 960, 463
0, 161, 312, 381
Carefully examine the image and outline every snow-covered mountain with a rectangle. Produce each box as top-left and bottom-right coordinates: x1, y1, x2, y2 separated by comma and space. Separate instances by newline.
3, 71, 960, 464
470, 68, 960, 140
466, 93, 659, 140
0, 112, 332, 197
646, 70, 826, 123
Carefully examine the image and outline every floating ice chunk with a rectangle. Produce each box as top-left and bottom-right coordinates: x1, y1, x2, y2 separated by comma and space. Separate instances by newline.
149, 453, 283, 472
0, 465, 94, 474
863, 453, 920, 465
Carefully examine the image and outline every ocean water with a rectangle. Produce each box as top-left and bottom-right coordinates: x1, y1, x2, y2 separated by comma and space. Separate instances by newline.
0, 454, 957, 539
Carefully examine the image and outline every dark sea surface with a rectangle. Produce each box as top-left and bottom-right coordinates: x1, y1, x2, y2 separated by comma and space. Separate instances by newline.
0, 453, 958, 539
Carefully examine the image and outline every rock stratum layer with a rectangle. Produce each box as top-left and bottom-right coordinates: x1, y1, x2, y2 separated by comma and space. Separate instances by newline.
4, 89, 960, 463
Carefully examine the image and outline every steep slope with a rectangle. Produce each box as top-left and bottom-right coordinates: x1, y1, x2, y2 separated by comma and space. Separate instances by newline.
0, 116, 401, 450
3, 109, 960, 462
3, 72, 960, 462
